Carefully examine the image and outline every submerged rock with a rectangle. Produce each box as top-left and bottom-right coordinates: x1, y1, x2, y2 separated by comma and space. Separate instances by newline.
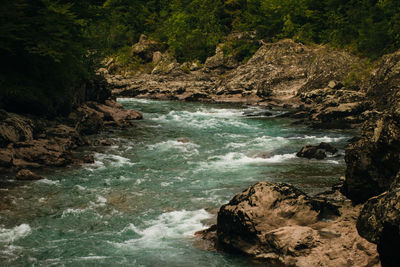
197, 182, 379, 266
296, 142, 338, 160
16, 169, 43, 180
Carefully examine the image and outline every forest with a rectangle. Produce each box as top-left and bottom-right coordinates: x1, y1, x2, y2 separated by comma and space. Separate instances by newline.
1, 0, 400, 115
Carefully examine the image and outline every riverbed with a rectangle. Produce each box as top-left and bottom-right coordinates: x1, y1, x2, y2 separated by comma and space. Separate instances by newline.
0, 98, 354, 266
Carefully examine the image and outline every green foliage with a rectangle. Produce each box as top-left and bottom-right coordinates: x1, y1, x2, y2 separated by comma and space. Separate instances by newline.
222, 38, 260, 62
343, 60, 374, 89
111, 46, 154, 75
0, 0, 93, 116
2, 0, 400, 116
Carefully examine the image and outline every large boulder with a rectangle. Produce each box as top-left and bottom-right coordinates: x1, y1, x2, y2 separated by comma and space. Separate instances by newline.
151, 52, 180, 75
204, 44, 238, 70
357, 175, 400, 266
0, 112, 34, 147
299, 49, 360, 92
207, 182, 379, 266
88, 100, 143, 125
343, 115, 400, 203
216, 39, 313, 99
296, 142, 338, 160
68, 104, 105, 135
367, 50, 400, 111
131, 34, 161, 61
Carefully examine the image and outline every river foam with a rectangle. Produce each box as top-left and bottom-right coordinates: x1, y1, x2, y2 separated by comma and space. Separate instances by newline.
147, 140, 200, 155
112, 209, 211, 250
196, 152, 297, 172
0, 224, 31, 244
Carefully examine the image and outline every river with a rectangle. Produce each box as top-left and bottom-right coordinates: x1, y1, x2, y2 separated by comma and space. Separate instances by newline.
0, 98, 354, 266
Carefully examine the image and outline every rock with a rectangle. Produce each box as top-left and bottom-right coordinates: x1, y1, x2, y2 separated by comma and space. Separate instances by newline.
242, 110, 273, 117
69, 104, 104, 135
343, 115, 400, 203
152, 51, 162, 64
15, 169, 43, 180
318, 142, 339, 154
46, 124, 82, 144
131, 34, 160, 61
93, 139, 113, 146
204, 44, 238, 70
178, 91, 209, 101
217, 39, 312, 101
328, 80, 343, 89
263, 226, 319, 257
367, 50, 400, 111
190, 60, 201, 71
13, 139, 73, 167
83, 154, 95, 164
0, 112, 34, 147
357, 176, 400, 266
151, 52, 180, 75
296, 142, 338, 160
0, 149, 14, 167
88, 101, 143, 125
300, 49, 359, 92
200, 182, 379, 266
177, 138, 190, 143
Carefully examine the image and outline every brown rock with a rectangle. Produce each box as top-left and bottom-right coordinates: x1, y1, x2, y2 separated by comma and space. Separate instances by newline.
15, 169, 43, 180
357, 176, 400, 266
83, 154, 95, 164
0, 112, 34, 146
344, 115, 400, 203
198, 182, 379, 266
0, 149, 14, 167
131, 34, 160, 61
91, 101, 143, 123
296, 142, 338, 160
68, 104, 104, 135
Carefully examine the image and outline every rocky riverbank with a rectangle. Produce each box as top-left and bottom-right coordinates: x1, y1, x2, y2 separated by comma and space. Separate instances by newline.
109, 37, 375, 129
105, 36, 400, 266
0, 77, 142, 177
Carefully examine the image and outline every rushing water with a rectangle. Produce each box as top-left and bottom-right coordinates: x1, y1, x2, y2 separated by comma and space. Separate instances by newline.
0, 98, 354, 266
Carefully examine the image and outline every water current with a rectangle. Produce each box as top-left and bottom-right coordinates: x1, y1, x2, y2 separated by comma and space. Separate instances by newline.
0, 98, 354, 266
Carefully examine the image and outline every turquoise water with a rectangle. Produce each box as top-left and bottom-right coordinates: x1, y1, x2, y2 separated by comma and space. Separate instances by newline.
0, 99, 353, 266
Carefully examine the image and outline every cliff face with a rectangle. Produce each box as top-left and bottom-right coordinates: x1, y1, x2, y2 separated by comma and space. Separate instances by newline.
340, 50, 400, 266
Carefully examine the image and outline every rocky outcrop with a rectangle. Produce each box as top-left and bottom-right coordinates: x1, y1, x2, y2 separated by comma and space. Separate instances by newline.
343, 49, 400, 203
216, 39, 313, 100
357, 174, 400, 267
131, 34, 161, 61
296, 142, 338, 160
204, 44, 238, 70
0, 99, 142, 172
197, 182, 379, 266
151, 52, 180, 75
343, 115, 400, 203
337, 49, 400, 265
367, 50, 400, 111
